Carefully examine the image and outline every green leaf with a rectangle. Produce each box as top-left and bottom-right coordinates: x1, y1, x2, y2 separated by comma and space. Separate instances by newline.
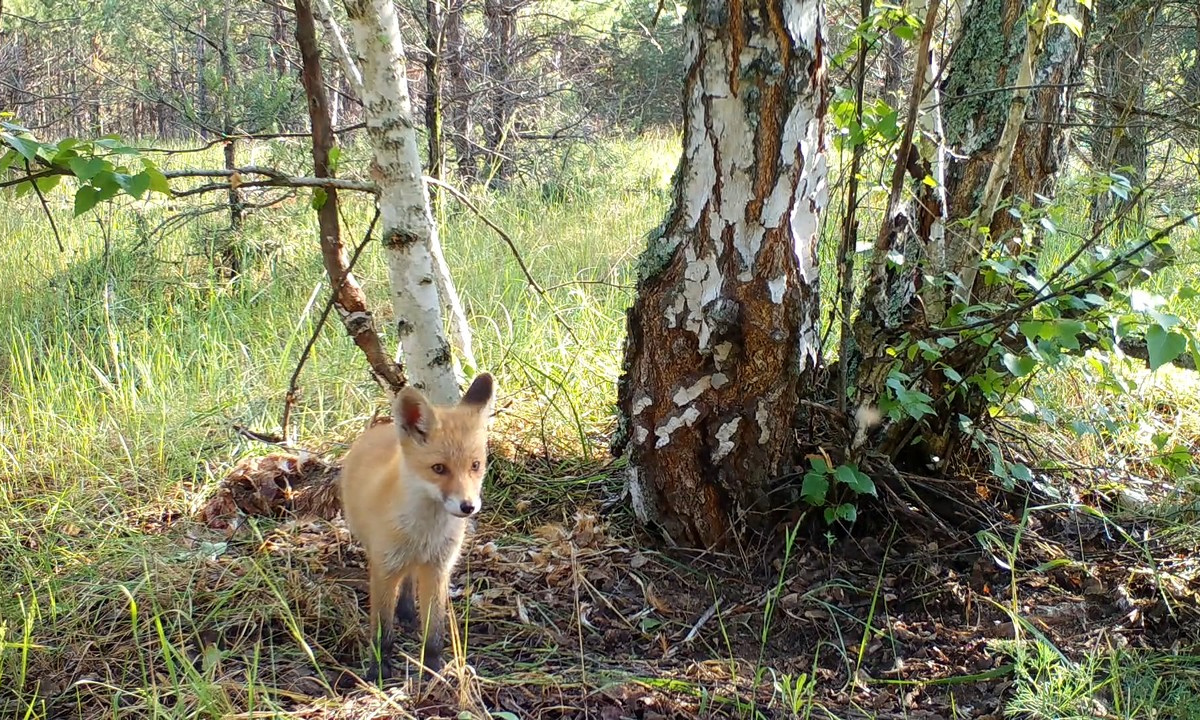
311, 187, 328, 210
1002, 353, 1038, 378
328, 146, 342, 172
143, 166, 171, 195
35, 174, 62, 194
834, 464, 876, 497
892, 24, 916, 41
1145, 325, 1186, 371
0, 148, 17, 173
809, 457, 829, 474
1, 132, 42, 162
801, 472, 829, 506
74, 185, 101, 216
836, 504, 858, 523
1049, 10, 1084, 37
68, 156, 109, 181
1045, 319, 1085, 350
122, 171, 152, 199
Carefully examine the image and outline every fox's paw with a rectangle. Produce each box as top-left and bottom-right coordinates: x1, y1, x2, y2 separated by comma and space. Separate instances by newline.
363, 657, 394, 686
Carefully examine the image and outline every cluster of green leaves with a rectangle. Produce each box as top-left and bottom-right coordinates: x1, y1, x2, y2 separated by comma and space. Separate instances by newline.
0, 119, 170, 215
801, 457, 877, 525
827, 5, 919, 153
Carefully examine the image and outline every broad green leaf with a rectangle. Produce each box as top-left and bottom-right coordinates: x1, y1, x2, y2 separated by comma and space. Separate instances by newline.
809, 457, 829, 474
1002, 352, 1038, 378
836, 504, 858, 523
1019, 320, 1046, 340
68, 156, 109, 181
311, 187, 328, 210
35, 174, 62, 194
0, 148, 17, 173
1046, 319, 1085, 350
143, 166, 171, 195
119, 171, 152, 199
1, 132, 42, 162
801, 472, 829, 506
834, 464, 877, 496
1145, 325, 1186, 371
74, 185, 100, 216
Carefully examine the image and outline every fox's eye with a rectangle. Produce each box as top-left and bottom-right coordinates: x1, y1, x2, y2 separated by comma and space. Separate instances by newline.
471, 460, 481, 472
431, 463, 447, 475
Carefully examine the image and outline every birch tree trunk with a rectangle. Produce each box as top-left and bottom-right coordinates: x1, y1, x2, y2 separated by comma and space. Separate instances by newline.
295, 0, 404, 393
850, 0, 1088, 464
613, 0, 828, 548
343, 0, 463, 404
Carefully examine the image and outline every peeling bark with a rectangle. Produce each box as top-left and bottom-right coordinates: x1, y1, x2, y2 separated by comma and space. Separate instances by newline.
614, 0, 828, 548
343, 0, 463, 404
295, 0, 405, 392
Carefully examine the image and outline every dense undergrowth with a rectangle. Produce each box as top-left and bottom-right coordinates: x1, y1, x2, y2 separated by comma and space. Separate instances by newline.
2, 132, 1199, 718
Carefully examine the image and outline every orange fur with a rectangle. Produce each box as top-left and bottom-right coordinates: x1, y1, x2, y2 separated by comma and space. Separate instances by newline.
339, 374, 494, 679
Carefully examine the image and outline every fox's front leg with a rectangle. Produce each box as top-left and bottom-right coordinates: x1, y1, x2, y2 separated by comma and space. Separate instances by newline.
365, 562, 404, 683
413, 562, 448, 673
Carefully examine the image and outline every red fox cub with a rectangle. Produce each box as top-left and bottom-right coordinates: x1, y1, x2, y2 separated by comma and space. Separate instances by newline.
339, 373, 495, 681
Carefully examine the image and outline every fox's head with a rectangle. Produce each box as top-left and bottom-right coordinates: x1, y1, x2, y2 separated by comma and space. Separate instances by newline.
393, 373, 495, 518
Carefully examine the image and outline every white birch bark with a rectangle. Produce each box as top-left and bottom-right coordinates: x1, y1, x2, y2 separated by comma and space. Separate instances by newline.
342, 0, 462, 403
324, 0, 476, 373
314, 0, 363, 98
615, 0, 828, 547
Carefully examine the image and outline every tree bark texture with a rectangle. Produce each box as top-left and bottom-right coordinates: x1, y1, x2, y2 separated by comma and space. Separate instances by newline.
848, 0, 1087, 465
343, 0, 463, 404
295, 0, 406, 394
1088, 0, 1154, 234
613, 0, 829, 548
940, 0, 1088, 296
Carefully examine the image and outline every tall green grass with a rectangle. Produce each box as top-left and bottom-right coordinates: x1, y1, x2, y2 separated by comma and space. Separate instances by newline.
1, 130, 1198, 718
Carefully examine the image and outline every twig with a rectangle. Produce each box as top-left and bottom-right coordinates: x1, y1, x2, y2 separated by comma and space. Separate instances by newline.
281, 209, 380, 439
25, 159, 63, 252
423, 175, 580, 343
933, 211, 1200, 336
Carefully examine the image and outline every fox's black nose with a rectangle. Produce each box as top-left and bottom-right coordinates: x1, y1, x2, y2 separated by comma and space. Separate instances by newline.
459, 501, 476, 515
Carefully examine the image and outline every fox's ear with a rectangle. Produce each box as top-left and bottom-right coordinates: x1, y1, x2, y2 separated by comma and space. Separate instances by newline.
393, 386, 435, 442
460, 373, 495, 418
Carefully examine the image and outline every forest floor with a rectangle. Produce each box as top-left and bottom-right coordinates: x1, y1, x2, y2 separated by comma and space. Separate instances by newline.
3, 134, 1200, 719
12, 445, 1200, 719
